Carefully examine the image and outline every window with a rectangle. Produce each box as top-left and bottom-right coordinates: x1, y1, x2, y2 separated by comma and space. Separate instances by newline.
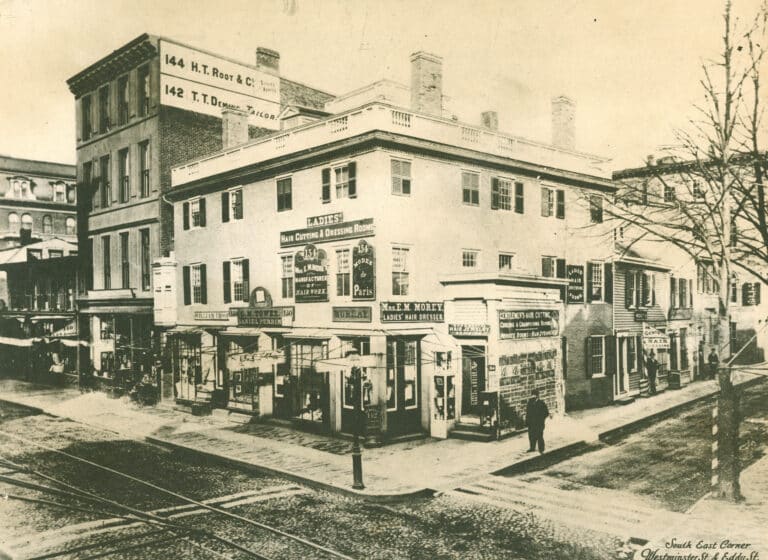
680, 328, 689, 370
556, 189, 565, 219
276, 177, 292, 211
322, 163, 356, 202
102, 236, 111, 289
63, 217, 76, 236
226, 259, 249, 302
392, 246, 410, 296
589, 195, 603, 223
391, 160, 411, 195
281, 255, 294, 298
663, 183, 676, 203
99, 155, 111, 208
541, 256, 556, 278
697, 262, 718, 294
191, 264, 206, 304
588, 262, 603, 302
730, 277, 738, 303
117, 75, 129, 126
48, 250, 63, 259
28, 249, 42, 260
678, 278, 690, 308
21, 213, 32, 232
140, 228, 150, 291
588, 336, 605, 376
336, 249, 351, 296
54, 182, 66, 202
8, 213, 18, 233
184, 198, 207, 229
541, 187, 555, 217
231, 189, 243, 220
139, 141, 150, 198
462, 172, 479, 206
98, 85, 110, 134
82, 161, 93, 209
626, 270, 655, 308
627, 337, 637, 372
462, 250, 479, 268
692, 181, 704, 199
335, 164, 354, 198
42, 215, 52, 234
120, 232, 130, 288
514, 181, 525, 213
118, 148, 130, 203
138, 64, 150, 117
499, 253, 514, 271
491, 178, 511, 210
81, 95, 92, 140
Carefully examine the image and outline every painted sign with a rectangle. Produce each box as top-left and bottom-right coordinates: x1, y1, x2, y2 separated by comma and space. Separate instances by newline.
280, 218, 374, 248
352, 240, 375, 300
307, 212, 343, 228
249, 287, 273, 308
448, 324, 491, 336
498, 310, 559, 339
566, 265, 584, 304
236, 307, 294, 327
51, 321, 78, 338
194, 311, 230, 321
380, 301, 444, 323
634, 309, 648, 321
294, 245, 328, 303
159, 40, 280, 129
642, 324, 670, 350
332, 306, 372, 323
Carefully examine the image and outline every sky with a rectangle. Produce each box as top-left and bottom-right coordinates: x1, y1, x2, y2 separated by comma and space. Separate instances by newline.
0, 0, 765, 169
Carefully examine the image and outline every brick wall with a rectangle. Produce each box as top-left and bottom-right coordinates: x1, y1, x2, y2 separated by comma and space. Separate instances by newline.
280, 78, 334, 110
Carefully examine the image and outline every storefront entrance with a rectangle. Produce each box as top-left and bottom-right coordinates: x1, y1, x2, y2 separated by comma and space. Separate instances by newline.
274, 338, 331, 429
461, 345, 486, 415
222, 336, 261, 413
385, 337, 422, 436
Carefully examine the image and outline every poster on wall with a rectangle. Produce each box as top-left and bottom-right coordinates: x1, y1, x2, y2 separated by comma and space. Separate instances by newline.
498, 310, 559, 339
294, 244, 329, 302
352, 240, 375, 300
566, 265, 585, 303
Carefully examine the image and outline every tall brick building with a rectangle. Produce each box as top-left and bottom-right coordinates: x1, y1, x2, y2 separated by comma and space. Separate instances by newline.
67, 34, 332, 384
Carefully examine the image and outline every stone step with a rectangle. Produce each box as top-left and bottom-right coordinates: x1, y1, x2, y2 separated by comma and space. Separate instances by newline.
449, 427, 494, 442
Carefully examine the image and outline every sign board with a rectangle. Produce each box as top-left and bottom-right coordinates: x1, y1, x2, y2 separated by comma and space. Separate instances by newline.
380, 301, 444, 323
332, 306, 372, 323
566, 265, 584, 304
280, 218, 375, 248
634, 309, 648, 321
498, 310, 559, 340
642, 323, 670, 350
294, 245, 328, 303
159, 40, 280, 129
307, 212, 343, 228
237, 307, 294, 327
194, 310, 230, 321
352, 240, 375, 300
448, 323, 491, 336
51, 320, 78, 338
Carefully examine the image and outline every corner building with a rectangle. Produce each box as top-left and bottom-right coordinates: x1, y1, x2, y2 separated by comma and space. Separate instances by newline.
166, 52, 617, 440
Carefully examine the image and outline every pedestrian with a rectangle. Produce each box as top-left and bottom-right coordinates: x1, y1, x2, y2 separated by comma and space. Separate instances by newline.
645, 350, 659, 395
708, 349, 719, 380
526, 388, 549, 454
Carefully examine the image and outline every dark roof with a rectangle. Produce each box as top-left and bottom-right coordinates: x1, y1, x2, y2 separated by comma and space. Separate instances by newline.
0, 156, 75, 179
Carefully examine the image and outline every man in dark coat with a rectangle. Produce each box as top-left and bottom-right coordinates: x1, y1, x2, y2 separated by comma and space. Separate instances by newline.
645, 350, 659, 395
526, 389, 549, 454
708, 349, 719, 380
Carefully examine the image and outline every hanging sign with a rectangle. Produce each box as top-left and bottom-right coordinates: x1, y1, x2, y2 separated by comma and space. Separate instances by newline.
448, 324, 491, 336
294, 244, 328, 303
498, 310, 559, 339
566, 265, 584, 304
51, 321, 78, 337
352, 240, 375, 300
642, 323, 670, 350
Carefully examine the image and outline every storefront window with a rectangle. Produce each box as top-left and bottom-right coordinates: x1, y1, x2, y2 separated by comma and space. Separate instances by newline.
386, 367, 397, 410
226, 337, 260, 411
100, 317, 114, 339
342, 367, 371, 409
680, 328, 689, 370
173, 335, 202, 401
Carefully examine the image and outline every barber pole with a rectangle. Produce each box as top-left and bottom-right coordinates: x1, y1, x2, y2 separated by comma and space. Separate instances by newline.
711, 404, 719, 491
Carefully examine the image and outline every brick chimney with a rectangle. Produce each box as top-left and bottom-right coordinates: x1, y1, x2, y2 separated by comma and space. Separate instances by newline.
410, 51, 443, 117
256, 47, 280, 76
222, 107, 249, 149
551, 95, 576, 151
481, 110, 498, 131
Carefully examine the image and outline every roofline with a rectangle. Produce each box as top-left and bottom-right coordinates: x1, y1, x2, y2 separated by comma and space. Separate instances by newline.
0, 155, 76, 177
67, 33, 155, 87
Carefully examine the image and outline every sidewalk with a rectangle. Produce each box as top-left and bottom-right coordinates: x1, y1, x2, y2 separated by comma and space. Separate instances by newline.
0, 369, 762, 501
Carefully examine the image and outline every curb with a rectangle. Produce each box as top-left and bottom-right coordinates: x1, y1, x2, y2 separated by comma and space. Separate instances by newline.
491, 440, 596, 477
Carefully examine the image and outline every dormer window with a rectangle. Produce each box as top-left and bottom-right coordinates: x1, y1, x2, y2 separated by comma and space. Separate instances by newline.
7, 177, 31, 200
53, 182, 66, 202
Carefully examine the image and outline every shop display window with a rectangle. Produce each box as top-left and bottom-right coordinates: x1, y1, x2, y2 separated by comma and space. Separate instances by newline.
342, 367, 372, 409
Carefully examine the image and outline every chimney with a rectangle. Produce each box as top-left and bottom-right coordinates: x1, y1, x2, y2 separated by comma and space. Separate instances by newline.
551, 95, 576, 151
222, 107, 249, 149
256, 47, 280, 76
410, 51, 443, 117
481, 110, 498, 131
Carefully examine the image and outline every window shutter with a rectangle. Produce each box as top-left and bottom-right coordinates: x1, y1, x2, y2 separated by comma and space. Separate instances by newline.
491, 178, 499, 210
625, 270, 634, 308
200, 264, 207, 304
605, 335, 616, 376
587, 263, 594, 303
221, 191, 230, 223
689, 279, 693, 307
742, 283, 749, 306
348, 162, 357, 198
556, 258, 566, 279
515, 182, 524, 213
199, 198, 206, 227
652, 274, 657, 306
556, 190, 565, 219
241, 258, 250, 302
182, 266, 191, 305
670, 277, 677, 309
322, 168, 331, 203
541, 187, 550, 217
183, 202, 190, 230
641, 273, 649, 306
585, 337, 592, 378
223, 261, 231, 304
604, 263, 613, 303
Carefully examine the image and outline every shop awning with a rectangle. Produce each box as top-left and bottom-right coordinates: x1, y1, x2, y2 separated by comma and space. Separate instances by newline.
282, 328, 332, 340
167, 325, 206, 335
78, 306, 153, 315
30, 314, 74, 322
221, 327, 262, 337
0, 336, 40, 347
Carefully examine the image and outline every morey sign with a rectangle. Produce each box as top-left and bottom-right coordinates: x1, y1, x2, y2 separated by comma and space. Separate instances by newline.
280, 218, 374, 248
381, 302, 444, 323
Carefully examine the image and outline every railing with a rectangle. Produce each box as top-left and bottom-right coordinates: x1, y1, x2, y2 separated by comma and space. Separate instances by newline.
172, 102, 612, 187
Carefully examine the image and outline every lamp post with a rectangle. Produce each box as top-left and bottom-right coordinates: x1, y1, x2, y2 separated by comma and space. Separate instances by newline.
347, 350, 365, 490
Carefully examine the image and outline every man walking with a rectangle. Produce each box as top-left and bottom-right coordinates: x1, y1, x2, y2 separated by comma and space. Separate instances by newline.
708, 348, 719, 380
645, 350, 659, 395
526, 389, 549, 454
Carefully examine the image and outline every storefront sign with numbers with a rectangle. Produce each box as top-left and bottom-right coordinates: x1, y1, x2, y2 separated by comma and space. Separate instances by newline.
352, 240, 375, 300
566, 265, 585, 303
236, 307, 294, 327
498, 310, 559, 339
294, 244, 328, 303
380, 301, 444, 322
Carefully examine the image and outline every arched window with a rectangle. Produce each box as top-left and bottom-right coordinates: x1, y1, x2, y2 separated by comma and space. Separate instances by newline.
42, 215, 53, 234
8, 213, 18, 232
53, 183, 66, 202
65, 217, 76, 236
21, 214, 33, 232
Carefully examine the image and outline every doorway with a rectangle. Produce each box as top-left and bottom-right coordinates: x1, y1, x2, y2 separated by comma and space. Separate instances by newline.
461, 345, 486, 415
613, 337, 629, 397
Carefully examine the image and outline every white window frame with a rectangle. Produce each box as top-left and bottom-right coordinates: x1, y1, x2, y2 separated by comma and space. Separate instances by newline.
190, 198, 202, 229
588, 261, 604, 302
280, 254, 294, 299
336, 247, 351, 297
541, 255, 556, 278
231, 258, 245, 302
334, 164, 351, 199
391, 159, 412, 196
392, 245, 410, 296
493, 177, 512, 210
462, 249, 479, 269
191, 263, 204, 304
229, 187, 244, 220
589, 335, 606, 377
276, 176, 292, 212
498, 252, 514, 272
461, 171, 480, 206
541, 186, 555, 217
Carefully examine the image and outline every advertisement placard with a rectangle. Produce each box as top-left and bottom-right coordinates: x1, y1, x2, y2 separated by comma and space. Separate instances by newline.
294, 245, 328, 303
352, 240, 375, 300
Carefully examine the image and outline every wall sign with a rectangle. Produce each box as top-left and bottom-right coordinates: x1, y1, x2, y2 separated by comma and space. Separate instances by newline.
159, 40, 280, 130
236, 307, 294, 327
332, 306, 372, 323
352, 240, 375, 300
498, 310, 559, 339
194, 311, 230, 321
294, 244, 328, 303
642, 324, 670, 350
307, 212, 343, 228
280, 218, 374, 248
634, 309, 648, 321
381, 301, 444, 323
448, 323, 491, 336
249, 287, 273, 308
566, 265, 585, 304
